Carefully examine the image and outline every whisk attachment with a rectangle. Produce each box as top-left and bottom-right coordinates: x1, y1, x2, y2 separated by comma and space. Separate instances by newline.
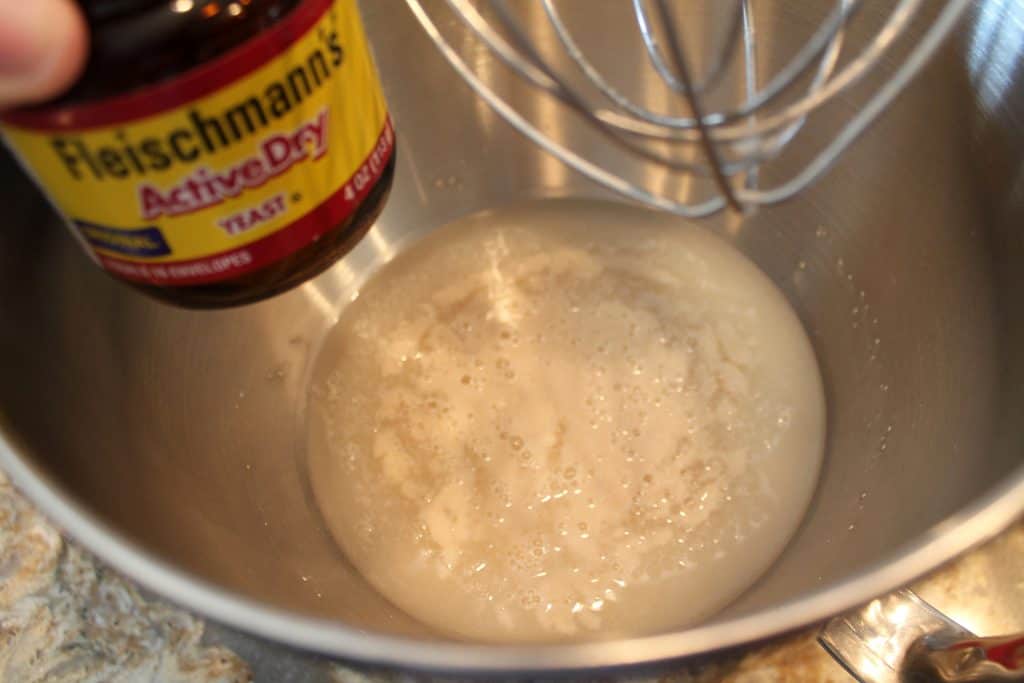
404, 0, 972, 217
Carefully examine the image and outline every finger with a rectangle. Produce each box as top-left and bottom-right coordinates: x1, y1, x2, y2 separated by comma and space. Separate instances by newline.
0, 0, 88, 110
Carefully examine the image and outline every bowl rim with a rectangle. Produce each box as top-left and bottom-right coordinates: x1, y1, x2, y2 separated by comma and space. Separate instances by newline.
2, 426, 1023, 674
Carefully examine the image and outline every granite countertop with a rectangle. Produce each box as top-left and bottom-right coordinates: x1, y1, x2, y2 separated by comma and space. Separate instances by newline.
1, 469, 1020, 682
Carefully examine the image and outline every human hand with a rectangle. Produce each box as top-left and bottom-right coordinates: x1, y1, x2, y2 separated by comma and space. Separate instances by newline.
0, 0, 87, 110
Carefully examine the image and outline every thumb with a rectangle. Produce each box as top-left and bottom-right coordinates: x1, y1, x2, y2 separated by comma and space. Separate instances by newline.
0, 0, 87, 111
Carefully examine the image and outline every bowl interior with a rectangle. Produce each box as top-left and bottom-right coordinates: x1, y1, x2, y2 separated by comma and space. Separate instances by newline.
0, 0, 1023, 667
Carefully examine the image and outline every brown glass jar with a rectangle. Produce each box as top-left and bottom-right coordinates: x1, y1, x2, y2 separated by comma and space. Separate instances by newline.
0, 0, 395, 308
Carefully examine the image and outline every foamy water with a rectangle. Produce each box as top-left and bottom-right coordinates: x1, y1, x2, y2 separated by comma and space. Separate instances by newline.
307, 200, 825, 643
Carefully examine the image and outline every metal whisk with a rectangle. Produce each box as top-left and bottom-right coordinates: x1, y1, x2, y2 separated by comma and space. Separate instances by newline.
403, 0, 973, 217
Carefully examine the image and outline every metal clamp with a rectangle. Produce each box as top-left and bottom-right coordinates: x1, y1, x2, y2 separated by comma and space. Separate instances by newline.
820, 589, 1024, 683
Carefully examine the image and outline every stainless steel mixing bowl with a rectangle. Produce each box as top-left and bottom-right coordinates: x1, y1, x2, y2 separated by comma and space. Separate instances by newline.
0, 0, 1022, 675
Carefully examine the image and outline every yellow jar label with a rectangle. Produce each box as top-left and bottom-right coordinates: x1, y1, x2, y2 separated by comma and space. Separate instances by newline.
0, 0, 392, 286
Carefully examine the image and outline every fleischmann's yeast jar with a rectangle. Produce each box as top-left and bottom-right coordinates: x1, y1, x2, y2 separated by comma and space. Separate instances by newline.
1, 0, 395, 307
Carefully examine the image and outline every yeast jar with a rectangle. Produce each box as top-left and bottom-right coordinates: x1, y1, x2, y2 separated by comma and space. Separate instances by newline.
1, 0, 395, 307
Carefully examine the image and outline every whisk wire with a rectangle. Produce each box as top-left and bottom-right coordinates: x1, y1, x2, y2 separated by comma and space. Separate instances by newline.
650, 0, 741, 209
632, 0, 746, 98
481, 0, 749, 177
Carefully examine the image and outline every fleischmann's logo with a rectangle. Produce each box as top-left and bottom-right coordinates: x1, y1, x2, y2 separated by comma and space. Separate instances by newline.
47, 24, 343, 184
